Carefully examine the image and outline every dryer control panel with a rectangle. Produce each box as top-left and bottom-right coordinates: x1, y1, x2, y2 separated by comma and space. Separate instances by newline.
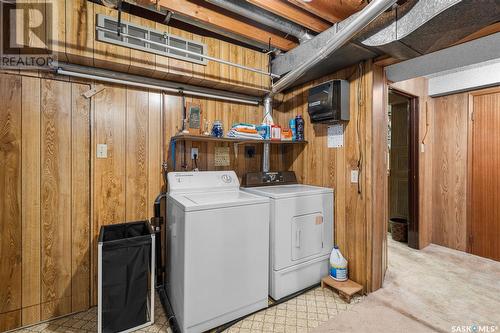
242, 171, 297, 187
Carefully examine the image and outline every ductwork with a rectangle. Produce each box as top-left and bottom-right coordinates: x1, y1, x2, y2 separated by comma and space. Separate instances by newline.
272, 0, 500, 88
204, 0, 313, 43
269, 0, 397, 96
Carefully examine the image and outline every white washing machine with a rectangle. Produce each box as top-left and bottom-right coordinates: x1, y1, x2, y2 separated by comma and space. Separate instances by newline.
166, 171, 270, 333
242, 172, 334, 300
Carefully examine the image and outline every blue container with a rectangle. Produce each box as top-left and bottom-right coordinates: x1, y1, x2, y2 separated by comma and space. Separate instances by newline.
295, 115, 304, 141
211, 120, 224, 138
256, 124, 270, 140
289, 118, 296, 141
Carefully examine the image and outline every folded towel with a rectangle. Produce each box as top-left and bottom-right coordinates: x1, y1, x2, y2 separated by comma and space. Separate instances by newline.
227, 130, 263, 140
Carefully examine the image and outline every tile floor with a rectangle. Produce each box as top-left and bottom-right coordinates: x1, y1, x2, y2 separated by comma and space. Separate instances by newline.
11, 286, 363, 333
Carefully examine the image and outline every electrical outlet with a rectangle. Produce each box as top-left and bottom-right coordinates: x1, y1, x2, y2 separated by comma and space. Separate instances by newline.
97, 144, 108, 158
191, 148, 199, 160
245, 145, 256, 158
351, 169, 359, 183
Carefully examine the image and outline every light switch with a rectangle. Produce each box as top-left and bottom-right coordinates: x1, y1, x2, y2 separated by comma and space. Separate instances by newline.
351, 169, 359, 183
97, 144, 108, 158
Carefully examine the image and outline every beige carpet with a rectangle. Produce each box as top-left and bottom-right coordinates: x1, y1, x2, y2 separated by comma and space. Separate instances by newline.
313, 237, 500, 333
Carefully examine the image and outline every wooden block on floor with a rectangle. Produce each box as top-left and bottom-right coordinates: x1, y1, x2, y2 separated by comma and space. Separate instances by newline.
321, 276, 363, 303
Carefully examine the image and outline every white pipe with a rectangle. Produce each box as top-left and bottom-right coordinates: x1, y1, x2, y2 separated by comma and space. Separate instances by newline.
262, 95, 272, 172
56, 68, 260, 105
95, 26, 280, 79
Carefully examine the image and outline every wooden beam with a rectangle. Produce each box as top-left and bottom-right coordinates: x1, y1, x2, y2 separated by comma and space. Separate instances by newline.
452, 22, 500, 46
157, 0, 298, 51
247, 0, 331, 33
286, 0, 366, 23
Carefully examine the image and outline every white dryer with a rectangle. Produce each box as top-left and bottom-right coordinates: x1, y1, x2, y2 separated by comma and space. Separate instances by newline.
166, 171, 270, 333
242, 172, 334, 300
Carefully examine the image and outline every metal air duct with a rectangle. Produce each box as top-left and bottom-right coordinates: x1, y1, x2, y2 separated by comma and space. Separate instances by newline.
269, 0, 397, 96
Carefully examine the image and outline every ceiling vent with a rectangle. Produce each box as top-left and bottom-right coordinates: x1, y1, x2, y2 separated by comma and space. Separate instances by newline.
96, 14, 207, 65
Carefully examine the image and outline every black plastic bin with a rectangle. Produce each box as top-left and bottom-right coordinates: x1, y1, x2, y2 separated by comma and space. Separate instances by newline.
98, 221, 155, 333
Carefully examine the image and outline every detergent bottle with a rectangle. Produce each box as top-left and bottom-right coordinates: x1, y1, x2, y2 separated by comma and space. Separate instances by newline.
330, 246, 348, 281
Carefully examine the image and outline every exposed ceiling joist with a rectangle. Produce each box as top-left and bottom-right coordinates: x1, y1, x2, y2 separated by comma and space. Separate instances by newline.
286, 0, 367, 23
246, 0, 331, 33
156, 0, 298, 51
452, 22, 500, 46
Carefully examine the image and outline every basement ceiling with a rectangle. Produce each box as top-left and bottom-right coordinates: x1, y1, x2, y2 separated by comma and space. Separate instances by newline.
93, 0, 367, 51
94, 0, 500, 90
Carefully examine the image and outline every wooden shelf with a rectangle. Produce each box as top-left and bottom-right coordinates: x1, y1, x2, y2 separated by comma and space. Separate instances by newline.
171, 134, 308, 145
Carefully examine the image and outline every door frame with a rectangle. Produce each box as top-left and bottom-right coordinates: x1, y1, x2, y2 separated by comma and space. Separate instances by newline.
388, 88, 420, 249
466, 86, 500, 253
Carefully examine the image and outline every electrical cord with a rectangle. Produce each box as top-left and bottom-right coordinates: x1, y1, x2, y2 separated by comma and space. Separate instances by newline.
421, 101, 430, 145
356, 62, 364, 195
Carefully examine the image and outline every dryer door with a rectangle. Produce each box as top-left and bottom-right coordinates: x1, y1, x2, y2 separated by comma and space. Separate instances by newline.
291, 214, 324, 261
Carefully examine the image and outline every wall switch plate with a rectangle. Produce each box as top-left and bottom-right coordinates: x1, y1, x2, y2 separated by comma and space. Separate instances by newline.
191, 147, 199, 160
97, 144, 108, 158
351, 169, 359, 183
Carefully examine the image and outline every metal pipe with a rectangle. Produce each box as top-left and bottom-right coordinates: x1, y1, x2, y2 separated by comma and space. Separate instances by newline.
262, 95, 273, 172
205, 0, 313, 43
269, 0, 397, 96
95, 26, 280, 79
56, 68, 260, 105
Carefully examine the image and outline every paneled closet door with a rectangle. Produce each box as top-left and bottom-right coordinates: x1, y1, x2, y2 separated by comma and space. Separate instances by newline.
0, 73, 91, 332
471, 89, 500, 262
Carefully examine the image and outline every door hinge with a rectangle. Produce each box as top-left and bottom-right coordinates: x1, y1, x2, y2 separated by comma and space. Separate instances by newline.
471, 111, 475, 121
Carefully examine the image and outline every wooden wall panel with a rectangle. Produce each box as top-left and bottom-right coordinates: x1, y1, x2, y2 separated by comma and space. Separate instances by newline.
148, 92, 163, 215
370, 65, 388, 291
71, 83, 91, 313
65, 0, 94, 65
272, 62, 376, 291
40, 79, 72, 320
21, 76, 41, 326
126, 88, 150, 220
431, 93, 468, 251
92, 84, 127, 304
0, 74, 22, 317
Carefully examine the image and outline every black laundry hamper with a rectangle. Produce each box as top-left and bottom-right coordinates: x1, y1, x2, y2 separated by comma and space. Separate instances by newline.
98, 221, 155, 333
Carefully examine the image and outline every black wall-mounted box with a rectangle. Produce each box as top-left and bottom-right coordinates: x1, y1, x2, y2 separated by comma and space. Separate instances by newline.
307, 79, 349, 123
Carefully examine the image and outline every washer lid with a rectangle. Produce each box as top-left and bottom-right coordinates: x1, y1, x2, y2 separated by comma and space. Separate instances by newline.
168, 171, 239, 194
169, 190, 269, 211
243, 184, 333, 199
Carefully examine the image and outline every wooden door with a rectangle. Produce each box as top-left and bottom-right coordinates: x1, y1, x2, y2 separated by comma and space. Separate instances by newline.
389, 101, 409, 220
470, 90, 500, 261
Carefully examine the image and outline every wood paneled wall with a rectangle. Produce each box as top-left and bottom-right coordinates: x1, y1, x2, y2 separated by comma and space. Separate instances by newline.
271, 61, 383, 292
431, 92, 469, 251
61, 1, 270, 95
0, 70, 269, 331
1, 56, 388, 332
0, 73, 91, 331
